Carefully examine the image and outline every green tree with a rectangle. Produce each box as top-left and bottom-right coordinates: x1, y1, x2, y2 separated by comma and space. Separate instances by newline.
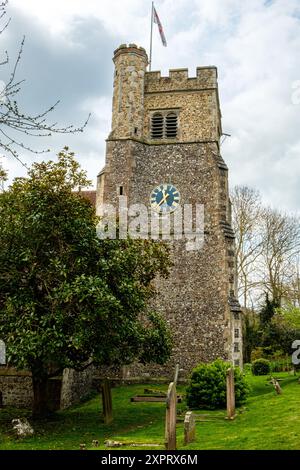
259, 294, 279, 327
0, 148, 172, 416
242, 309, 260, 363
276, 304, 300, 330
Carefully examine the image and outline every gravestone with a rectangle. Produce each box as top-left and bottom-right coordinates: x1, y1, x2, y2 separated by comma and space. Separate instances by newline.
12, 418, 34, 438
165, 381, 177, 450
226, 368, 235, 420
184, 411, 196, 445
271, 377, 282, 395
0, 340, 5, 365
101, 379, 113, 424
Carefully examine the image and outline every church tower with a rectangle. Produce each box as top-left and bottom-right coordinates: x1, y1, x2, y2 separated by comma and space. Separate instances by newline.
97, 44, 242, 377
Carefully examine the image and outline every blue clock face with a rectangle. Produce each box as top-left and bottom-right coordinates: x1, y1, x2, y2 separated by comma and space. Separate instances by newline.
150, 184, 180, 213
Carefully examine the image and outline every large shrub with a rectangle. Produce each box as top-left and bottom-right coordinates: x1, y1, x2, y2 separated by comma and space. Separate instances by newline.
251, 358, 271, 376
186, 359, 249, 410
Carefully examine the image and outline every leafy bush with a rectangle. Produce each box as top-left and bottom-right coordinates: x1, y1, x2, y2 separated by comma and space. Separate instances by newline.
270, 358, 292, 373
251, 358, 271, 376
186, 359, 249, 410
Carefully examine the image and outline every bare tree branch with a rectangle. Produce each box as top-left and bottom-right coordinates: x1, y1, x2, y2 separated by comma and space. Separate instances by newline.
0, 1, 90, 168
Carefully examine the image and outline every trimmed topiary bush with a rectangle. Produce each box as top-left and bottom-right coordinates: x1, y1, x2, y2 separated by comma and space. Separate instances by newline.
251, 358, 271, 376
186, 359, 249, 410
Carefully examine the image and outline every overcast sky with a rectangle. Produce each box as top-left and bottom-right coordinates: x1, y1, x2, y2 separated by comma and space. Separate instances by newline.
1, 0, 300, 213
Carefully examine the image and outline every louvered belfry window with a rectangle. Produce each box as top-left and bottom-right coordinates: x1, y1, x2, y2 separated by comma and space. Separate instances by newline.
151, 113, 164, 139
151, 111, 178, 140
165, 113, 178, 138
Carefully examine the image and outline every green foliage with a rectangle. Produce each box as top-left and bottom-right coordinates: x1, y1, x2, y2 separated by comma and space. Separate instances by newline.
186, 359, 249, 410
0, 148, 172, 387
243, 310, 261, 363
251, 358, 271, 376
259, 294, 279, 327
250, 347, 265, 362
244, 297, 300, 363
275, 304, 300, 330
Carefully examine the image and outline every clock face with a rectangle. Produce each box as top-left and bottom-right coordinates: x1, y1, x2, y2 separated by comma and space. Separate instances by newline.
150, 184, 180, 213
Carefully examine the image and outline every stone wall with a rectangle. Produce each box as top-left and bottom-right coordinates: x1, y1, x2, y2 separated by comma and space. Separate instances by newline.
144, 68, 220, 142
60, 366, 95, 410
0, 368, 33, 408
99, 139, 242, 377
0, 366, 94, 409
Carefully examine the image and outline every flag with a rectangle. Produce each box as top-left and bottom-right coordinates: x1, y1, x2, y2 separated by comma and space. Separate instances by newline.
153, 6, 167, 47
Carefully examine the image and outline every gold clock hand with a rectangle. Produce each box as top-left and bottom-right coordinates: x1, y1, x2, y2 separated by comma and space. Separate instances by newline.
158, 192, 169, 206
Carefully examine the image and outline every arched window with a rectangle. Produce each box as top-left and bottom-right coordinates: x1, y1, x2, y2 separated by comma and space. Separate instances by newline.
165, 112, 178, 138
151, 113, 163, 139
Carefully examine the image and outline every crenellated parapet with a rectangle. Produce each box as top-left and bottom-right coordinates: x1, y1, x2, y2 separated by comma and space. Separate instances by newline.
145, 66, 218, 93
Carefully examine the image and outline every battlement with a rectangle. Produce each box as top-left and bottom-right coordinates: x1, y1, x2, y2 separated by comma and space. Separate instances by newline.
145, 66, 218, 93
113, 43, 148, 62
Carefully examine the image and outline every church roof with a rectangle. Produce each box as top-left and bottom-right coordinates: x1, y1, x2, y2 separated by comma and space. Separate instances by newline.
77, 190, 96, 208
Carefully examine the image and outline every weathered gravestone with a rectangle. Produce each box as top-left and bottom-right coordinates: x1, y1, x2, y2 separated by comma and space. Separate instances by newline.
184, 411, 196, 445
0, 340, 5, 365
226, 367, 235, 420
12, 418, 34, 438
101, 379, 113, 424
270, 377, 282, 395
165, 381, 177, 450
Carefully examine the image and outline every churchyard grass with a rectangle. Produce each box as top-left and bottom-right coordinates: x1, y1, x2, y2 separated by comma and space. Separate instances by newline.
0, 372, 299, 450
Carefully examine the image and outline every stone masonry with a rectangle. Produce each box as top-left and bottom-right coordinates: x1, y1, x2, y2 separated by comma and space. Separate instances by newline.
0, 366, 94, 409
97, 44, 243, 378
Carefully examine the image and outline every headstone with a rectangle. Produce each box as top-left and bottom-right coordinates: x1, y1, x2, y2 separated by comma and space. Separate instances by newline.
184, 411, 196, 445
174, 363, 179, 384
271, 377, 282, 395
0, 340, 5, 365
12, 418, 34, 438
101, 379, 113, 424
165, 381, 177, 450
226, 367, 235, 420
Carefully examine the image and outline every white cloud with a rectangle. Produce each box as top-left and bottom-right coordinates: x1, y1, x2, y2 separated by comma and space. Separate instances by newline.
3, 0, 300, 212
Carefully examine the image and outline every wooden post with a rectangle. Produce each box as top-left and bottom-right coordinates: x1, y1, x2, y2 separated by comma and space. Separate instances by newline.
101, 379, 113, 424
184, 411, 196, 445
165, 381, 177, 450
226, 367, 235, 420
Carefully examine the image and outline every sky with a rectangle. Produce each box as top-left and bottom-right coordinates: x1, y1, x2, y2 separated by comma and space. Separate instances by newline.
1, 0, 300, 213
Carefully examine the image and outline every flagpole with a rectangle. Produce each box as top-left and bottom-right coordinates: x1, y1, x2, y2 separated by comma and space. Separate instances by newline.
149, 1, 154, 71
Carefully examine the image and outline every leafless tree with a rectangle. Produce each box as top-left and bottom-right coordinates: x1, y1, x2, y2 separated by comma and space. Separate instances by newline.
0, 0, 90, 170
259, 209, 300, 305
231, 185, 263, 308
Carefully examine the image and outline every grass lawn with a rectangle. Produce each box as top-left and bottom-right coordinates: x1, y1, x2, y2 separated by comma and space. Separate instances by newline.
0, 372, 299, 450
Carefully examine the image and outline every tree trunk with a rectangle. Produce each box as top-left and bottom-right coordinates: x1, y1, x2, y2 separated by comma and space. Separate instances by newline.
32, 373, 49, 418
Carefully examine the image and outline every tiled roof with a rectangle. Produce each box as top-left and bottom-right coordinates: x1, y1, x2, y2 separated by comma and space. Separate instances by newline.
77, 190, 96, 208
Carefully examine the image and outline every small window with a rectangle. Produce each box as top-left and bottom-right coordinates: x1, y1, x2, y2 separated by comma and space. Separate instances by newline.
119, 186, 124, 196
233, 312, 240, 320
234, 342, 240, 353
151, 113, 163, 139
165, 113, 178, 138
234, 328, 239, 339
234, 359, 240, 367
